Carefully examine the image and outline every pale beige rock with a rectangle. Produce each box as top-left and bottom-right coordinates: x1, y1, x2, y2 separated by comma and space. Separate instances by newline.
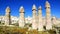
45, 1, 52, 30
5, 6, 10, 26
19, 6, 25, 27
38, 6, 44, 31
32, 4, 37, 29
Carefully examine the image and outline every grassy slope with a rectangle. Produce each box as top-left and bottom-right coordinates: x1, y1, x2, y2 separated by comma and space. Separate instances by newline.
0, 26, 56, 34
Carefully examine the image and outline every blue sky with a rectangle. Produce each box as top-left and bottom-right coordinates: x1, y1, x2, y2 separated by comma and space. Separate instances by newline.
0, 0, 60, 18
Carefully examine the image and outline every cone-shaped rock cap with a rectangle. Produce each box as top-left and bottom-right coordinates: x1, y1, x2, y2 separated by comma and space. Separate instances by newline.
6, 6, 10, 13
45, 1, 50, 7
32, 4, 36, 10
38, 6, 42, 10
19, 6, 24, 12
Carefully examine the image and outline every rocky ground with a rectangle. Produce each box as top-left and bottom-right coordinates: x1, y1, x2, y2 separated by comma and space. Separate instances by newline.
0, 26, 56, 34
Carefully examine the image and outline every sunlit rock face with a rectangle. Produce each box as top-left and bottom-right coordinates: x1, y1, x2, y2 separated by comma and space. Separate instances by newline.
5, 6, 10, 26
38, 6, 44, 31
19, 6, 25, 27
25, 16, 32, 24
45, 1, 52, 30
0, 16, 5, 24
52, 17, 60, 25
52, 16, 57, 25
11, 16, 18, 24
32, 4, 38, 29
